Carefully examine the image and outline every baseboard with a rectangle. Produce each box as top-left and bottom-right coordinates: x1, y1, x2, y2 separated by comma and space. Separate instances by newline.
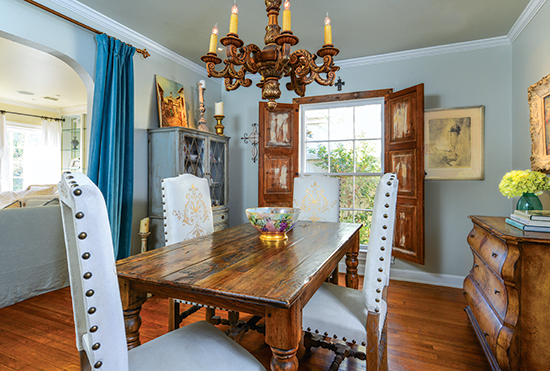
338, 254, 465, 289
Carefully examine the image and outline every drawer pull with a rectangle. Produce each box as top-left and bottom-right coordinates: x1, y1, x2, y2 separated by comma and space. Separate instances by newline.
470, 234, 475, 238
484, 331, 489, 337
494, 289, 500, 295
492, 252, 498, 258
474, 263, 479, 268
221, 215, 225, 220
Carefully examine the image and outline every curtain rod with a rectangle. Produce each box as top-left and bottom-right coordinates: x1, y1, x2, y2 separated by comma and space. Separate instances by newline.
22, 0, 151, 59
0, 110, 65, 122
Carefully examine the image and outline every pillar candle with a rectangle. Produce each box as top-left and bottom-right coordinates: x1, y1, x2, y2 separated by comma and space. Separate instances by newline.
324, 12, 332, 45
208, 23, 218, 53
229, 1, 239, 34
140, 217, 150, 233
199, 80, 206, 89
282, 0, 291, 32
215, 102, 224, 116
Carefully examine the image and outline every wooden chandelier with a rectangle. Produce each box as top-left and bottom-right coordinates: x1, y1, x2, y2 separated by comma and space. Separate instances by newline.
201, 0, 340, 109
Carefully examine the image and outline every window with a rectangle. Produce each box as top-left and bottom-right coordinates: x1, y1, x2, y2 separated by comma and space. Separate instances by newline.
300, 98, 384, 246
5, 123, 41, 191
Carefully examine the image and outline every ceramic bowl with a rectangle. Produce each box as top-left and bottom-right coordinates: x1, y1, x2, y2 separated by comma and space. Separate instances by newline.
245, 207, 301, 241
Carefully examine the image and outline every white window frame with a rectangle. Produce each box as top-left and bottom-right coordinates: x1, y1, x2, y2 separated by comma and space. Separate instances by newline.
5, 121, 41, 191
299, 97, 385, 248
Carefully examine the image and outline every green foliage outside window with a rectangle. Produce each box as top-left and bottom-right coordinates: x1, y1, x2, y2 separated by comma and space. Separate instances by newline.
308, 141, 381, 245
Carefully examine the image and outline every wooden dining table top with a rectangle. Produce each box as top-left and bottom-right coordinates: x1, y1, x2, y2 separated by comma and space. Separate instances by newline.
117, 221, 362, 313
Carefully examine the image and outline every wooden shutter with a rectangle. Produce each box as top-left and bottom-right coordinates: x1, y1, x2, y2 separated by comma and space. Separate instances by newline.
384, 84, 425, 265
258, 102, 299, 207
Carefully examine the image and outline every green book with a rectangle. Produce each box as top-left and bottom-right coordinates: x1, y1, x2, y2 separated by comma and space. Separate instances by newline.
506, 218, 550, 232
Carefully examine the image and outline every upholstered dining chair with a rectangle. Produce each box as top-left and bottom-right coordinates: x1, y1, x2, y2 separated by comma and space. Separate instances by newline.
58, 171, 265, 371
162, 174, 240, 334
302, 173, 399, 371
293, 175, 340, 222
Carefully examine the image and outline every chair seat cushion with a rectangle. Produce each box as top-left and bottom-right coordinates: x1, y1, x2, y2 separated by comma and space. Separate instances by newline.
128, 321, 265, 370
303, 282, 387, 344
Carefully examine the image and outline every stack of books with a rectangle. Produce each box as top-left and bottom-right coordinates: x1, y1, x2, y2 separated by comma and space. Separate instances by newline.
506, 210, 550, 232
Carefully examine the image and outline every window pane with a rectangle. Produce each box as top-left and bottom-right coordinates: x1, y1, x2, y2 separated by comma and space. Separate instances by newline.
355, 210, 372, 245
329, 107, 353, 141
339, 176, 355, 209
356, 104, 382, 139
305, 109, 328, 141
13, 132, 24, 146
356, 140, 382, 173
13, 148, 23, 159
13, 178, 24, 192
355, 175, 380, 210
329, 141, 354, 173
305, 142, 328, 173
13, 163, 23, 177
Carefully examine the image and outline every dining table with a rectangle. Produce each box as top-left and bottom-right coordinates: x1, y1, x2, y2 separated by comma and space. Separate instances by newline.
117, 220, 362, 371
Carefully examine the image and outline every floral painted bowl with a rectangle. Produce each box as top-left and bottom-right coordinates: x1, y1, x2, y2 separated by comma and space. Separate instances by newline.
245, 207, 301, 241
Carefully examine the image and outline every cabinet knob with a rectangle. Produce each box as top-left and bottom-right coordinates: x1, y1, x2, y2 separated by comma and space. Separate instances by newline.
494, 289, 500, 295
484, 331, 489, 337
470, 234, 475, 238
221, 215, 225, 220
492, 252, 498, 258
474, 263, 479, 268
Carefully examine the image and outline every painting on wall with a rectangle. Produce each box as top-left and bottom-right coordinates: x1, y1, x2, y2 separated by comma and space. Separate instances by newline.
155, 75, 193, 128
424, 106, 484, 180
528, 73, 550, 173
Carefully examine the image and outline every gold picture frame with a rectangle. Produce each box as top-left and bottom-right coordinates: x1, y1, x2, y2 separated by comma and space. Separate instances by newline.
528, 73, 550, 173
424, 106, 484, 180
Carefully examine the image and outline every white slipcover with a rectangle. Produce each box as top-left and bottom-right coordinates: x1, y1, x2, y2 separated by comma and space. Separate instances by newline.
58, 172, 264, 371
293, 175, 340, 222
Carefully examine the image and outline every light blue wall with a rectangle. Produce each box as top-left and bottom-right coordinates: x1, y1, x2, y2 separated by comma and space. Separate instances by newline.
223, 46, 513, 278
1, 0, 222, 255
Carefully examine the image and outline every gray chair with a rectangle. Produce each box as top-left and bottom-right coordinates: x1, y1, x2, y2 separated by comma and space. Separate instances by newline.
302, 173, 399, 371
58, 171, 265, 371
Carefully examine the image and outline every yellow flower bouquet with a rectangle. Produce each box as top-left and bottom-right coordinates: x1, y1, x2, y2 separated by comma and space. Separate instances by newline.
498, 170, 550, 198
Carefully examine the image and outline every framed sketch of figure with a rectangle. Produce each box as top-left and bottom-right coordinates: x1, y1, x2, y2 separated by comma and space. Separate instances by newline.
156, 75, 193, 128
424, 106, 484, 180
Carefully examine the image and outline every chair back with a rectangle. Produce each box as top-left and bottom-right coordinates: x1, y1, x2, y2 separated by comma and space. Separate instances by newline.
362, 173, 398, 312
58, 172, 129, 371
293, 175, 340, 222
162, 174, 214, 245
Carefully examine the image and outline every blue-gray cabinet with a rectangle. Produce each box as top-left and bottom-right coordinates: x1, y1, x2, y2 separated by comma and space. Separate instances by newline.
148, 127, 230, 250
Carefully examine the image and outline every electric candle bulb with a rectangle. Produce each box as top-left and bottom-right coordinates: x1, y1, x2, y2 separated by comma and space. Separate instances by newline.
324, 12, 332, 45
282, 0, 291, 32
229, 0, 239, 34
208, 23, 218, 53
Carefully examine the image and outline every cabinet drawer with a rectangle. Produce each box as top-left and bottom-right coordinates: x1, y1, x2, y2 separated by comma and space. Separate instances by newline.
467, 224, 507, 276
464, 275, 503, 357
470, 252, 508, 321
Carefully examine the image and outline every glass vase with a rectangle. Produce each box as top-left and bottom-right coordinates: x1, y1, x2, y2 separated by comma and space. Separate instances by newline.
516, 192, 543, 211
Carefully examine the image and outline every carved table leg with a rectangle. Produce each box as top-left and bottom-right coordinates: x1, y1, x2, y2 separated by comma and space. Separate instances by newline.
345, 231, 360, 289
265, 305, 301, 371
118, 277, 148, 350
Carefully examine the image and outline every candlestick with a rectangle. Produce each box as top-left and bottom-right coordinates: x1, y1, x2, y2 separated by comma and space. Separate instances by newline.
197, 81, 208, 132
215, 101, 224, 116
214, 115, 225, 136
140, 217, 150, 233
282, 0, 291, 32
229, 1, 238, 35
324, 12, 332, 45
208, 23, 218, 53
139, 231, 151, 253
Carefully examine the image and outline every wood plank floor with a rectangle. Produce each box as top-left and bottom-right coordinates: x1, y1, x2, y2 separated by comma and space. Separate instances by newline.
0, 278, 491, 371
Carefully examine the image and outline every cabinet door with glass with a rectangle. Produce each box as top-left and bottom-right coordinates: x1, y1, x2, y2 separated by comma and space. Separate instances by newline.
61, 114, 86, 173
148, 127, 230, 250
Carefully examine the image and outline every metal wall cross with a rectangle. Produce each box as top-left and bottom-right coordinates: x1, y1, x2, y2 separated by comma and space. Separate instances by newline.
241, 123, 260, 163
335, 76, 345, 91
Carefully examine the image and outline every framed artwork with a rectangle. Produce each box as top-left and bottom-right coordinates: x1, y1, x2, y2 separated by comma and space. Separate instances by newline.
528, 73, 550, 173
424, 106, 484, 180
155, 75, 192, 128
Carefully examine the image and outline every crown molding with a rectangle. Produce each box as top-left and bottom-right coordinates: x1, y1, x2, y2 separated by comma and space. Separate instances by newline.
337, 36, 511, 69
48, 0, 219, 82
507, 0, 547, 43
0, 97, 59, 113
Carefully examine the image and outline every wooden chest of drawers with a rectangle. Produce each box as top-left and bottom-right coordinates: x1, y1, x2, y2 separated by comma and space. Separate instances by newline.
464, 215, 550, 371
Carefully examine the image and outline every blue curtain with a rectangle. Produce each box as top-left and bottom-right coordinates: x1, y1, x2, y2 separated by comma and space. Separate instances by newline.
88, 34, 135, 260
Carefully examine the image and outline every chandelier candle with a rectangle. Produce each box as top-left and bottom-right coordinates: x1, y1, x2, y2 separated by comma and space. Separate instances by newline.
282, 0, 291, 31
229, 1, 238, 34
324, 12, 332, 45
208, 23, 218, 53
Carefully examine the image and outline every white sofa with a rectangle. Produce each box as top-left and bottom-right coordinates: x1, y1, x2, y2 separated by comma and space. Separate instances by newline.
0, 186, 68, 308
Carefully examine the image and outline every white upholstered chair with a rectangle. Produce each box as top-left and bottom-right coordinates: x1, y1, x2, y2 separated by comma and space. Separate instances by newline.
302, 173, 399, 371
58, 171, 265, 371
162, 174, 241, 334
293, 175, 340, 222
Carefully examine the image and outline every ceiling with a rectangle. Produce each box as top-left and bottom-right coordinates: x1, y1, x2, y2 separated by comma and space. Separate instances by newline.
0, 0, 533, 111
76, 0, 531, 65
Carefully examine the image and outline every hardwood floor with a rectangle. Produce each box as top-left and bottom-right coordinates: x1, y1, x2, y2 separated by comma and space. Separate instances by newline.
0, 278, 490, 371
